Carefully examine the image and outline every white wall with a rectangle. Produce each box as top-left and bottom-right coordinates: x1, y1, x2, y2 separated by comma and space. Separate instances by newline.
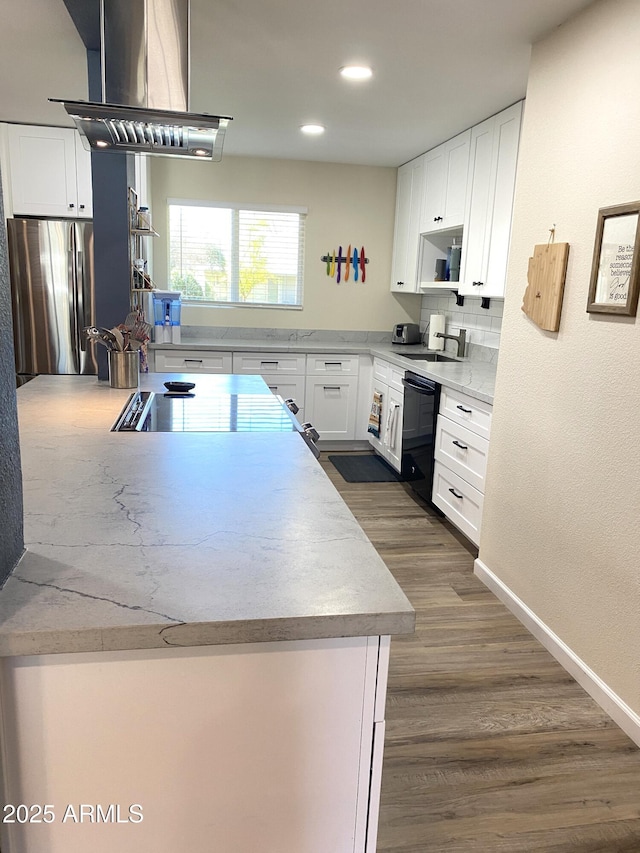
150, 155, 420, 331
480, 0, 640, 715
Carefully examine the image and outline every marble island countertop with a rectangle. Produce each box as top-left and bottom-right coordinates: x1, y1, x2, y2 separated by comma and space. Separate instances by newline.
151, 337, 497, 404
0, 374, 414, 657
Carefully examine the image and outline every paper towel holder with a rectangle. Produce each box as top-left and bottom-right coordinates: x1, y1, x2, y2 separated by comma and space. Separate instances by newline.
427, 314, 445, 350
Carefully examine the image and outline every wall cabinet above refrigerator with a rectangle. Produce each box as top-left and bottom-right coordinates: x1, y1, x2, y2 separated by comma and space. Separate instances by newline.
5, 124, 92, 219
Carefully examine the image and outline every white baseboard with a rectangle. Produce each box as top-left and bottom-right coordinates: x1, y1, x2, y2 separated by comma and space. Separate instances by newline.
474, 558, 640, 747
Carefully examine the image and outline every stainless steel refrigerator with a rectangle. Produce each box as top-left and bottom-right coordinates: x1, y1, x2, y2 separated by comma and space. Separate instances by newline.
7, 218, 97, 380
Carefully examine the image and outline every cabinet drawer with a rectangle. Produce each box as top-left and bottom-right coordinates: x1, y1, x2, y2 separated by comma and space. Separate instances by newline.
372, 358, 389, 384
153, 349, 233, 374
232, 352, 306, 375
388, 364, 405, 393
306, 354, 359, 376
432, 461, 483, 546
440, 386, 492, 439
435, 415, 489, 493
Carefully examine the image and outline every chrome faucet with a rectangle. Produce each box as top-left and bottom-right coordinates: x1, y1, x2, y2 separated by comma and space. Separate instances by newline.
435, 328, 467, 358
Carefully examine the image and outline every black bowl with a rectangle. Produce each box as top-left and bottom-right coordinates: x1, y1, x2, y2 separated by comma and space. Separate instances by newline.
164, 381, 196, 393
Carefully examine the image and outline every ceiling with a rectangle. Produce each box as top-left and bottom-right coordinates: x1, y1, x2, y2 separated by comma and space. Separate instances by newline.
1, 0, 595, 167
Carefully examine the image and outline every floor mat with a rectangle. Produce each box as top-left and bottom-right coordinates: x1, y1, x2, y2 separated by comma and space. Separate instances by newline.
327, 454, 401, 483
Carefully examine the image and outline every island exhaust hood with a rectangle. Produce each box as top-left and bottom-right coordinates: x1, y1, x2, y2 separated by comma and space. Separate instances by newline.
52, 0, 232, 161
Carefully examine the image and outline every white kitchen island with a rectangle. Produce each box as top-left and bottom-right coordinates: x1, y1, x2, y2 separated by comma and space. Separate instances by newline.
0, 374, 414, 853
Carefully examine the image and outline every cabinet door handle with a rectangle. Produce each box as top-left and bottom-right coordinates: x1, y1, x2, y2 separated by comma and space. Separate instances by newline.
448, 488, 464, 500
456, 405, 472, 414
452, 440, 468, 450
433, 215, 443, 222
472, 281, 484, 287
268, 385, 278, 391
184, 358, 203, 363
397, 281, 404, 287
68, 203, 75, 209
79, 204, 85, 210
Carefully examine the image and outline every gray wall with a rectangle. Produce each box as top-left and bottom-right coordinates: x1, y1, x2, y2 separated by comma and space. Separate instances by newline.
0, 164, 24, 583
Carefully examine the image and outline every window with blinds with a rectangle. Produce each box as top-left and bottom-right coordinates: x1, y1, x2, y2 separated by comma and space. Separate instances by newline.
168, 201, 306, 307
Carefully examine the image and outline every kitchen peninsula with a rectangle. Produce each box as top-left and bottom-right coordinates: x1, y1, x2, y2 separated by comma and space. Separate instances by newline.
0, 373, 414, 853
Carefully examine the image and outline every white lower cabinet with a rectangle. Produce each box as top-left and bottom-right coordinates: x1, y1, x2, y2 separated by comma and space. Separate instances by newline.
303, 353, 360, 441
231, 351, 306, 418
304, 374, 359, 440
367, 358, 405, 473
261, 375, 306, 415
0, 635, 391, 853
384, 386, 404, 472
432, 386, 492, 546
151, 347, 369, 443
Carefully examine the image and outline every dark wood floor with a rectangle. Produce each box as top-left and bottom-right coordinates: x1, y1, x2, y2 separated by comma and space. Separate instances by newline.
320, 453, 640, 853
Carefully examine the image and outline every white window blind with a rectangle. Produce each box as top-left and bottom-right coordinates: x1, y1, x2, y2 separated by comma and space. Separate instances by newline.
169, 202, 306, 307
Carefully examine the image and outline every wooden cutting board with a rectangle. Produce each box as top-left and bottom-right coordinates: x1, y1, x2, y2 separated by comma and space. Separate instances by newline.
522, 242, 570, 331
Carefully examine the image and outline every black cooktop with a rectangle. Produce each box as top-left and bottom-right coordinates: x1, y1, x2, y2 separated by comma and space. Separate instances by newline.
112, 390, 298, 433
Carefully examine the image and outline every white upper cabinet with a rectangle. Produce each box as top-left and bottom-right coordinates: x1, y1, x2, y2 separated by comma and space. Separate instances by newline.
7, 125, 93, 218
390, 155, 424, 293
419, 130, 470, 233
458, 101, 523, 298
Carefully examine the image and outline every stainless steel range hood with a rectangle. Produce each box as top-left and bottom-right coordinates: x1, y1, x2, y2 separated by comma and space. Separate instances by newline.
52, 0, 231, 161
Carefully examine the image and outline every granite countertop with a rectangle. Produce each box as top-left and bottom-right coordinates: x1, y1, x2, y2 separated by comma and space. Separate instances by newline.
0, 374, 414, 657
150, 337, 497, 404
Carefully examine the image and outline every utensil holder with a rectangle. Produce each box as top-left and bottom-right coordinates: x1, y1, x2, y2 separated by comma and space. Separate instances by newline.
109, 350, 139, 389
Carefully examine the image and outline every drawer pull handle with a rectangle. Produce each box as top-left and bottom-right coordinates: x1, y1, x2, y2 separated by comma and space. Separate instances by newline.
323, 385, 341, 391
448, 488, 464, 500
324, 362, 342, 367
261, 361, 278, 366
456, 405, 472, 413
184, 358, 203, 363
452, 440, 468, 450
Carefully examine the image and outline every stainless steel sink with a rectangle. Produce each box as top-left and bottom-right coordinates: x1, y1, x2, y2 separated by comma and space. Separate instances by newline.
400, 352, 458, 362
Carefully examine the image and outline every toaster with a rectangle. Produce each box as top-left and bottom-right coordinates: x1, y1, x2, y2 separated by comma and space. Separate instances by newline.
392, 323, 421, 345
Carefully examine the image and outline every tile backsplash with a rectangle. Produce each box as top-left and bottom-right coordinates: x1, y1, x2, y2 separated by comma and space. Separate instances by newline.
420, 293, 503, 362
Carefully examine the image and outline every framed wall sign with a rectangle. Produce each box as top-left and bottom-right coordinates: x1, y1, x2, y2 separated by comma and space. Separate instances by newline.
587, 201, 640, 315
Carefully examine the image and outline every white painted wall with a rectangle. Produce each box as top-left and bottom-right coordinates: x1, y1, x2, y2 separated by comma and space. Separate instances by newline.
150, 155, 420, 331
480, 0, 640, 714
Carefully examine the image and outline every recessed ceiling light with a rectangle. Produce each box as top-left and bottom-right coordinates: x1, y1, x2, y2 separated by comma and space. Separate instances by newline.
300, 124, 325, 135
340, 65, 373, 81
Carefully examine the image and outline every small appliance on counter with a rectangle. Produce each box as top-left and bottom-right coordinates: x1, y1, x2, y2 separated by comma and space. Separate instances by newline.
152, 290, 182, 343
391, 323, 421, 345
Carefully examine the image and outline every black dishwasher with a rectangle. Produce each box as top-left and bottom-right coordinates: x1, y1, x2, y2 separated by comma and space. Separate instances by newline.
401, 371, 440, 504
